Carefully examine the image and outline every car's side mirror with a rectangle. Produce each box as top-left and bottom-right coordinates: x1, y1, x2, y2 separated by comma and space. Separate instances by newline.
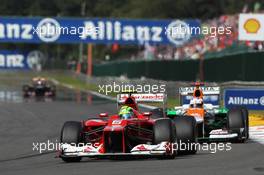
99, 113, 108, 118
143, 112, 152, 117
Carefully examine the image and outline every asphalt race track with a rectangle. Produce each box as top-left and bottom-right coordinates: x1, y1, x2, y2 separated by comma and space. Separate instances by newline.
0, 80, 264, 175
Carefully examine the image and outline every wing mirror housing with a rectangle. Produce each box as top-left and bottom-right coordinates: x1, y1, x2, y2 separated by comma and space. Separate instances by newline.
99, 113, 108, 118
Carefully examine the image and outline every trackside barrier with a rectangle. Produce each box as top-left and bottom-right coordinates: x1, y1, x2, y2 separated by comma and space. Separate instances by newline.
93, 51, 264, 82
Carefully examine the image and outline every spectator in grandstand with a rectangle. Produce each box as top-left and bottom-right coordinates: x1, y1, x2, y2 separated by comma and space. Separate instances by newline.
141, 5, 263, 61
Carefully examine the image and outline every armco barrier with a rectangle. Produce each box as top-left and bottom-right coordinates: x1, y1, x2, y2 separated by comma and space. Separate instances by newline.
93, 59, 199, 81
204, 51, 264, 81
93, 51, 264, 82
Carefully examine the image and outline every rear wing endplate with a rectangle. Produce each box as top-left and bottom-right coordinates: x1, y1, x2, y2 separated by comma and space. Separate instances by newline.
117, 93, 166, 103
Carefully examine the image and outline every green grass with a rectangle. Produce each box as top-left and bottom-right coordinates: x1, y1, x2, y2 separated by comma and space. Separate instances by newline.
45, 72, 121, 97
0, 70, 179, 107
41, 72, 181, 107
167, 98, 180, 108
49, 73, 98, 91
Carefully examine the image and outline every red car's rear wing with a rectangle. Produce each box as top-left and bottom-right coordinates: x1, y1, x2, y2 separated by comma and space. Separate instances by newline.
117, 93, 167, 116
117, 93, 166, 103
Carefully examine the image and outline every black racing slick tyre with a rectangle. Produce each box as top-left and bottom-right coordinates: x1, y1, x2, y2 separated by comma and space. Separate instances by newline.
50, 85, 56, 97
60, 121, 82, 162
174, 116, 197, 154
22, 85, 30, 97
240, 107, 249, 139
153, 118, 176, 159
227, 108, 247, 142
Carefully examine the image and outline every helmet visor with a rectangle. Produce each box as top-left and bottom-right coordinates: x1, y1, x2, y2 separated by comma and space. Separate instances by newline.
121, 113, 132, 119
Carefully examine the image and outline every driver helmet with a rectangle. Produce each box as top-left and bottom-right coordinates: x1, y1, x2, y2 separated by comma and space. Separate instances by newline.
119, 106, 134, 119
190, 97, 203, 108
32, 77, 44, 85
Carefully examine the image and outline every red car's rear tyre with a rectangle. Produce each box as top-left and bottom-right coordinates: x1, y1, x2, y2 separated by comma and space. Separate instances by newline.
174, 116, 197, 155
153, 118, 175, 144
153, 118, 176, 159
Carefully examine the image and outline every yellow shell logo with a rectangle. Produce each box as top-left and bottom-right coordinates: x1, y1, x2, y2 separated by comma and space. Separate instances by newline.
244, 18, 261, 33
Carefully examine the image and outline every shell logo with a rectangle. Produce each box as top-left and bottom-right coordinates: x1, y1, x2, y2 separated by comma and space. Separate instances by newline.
244, 18, 261, 34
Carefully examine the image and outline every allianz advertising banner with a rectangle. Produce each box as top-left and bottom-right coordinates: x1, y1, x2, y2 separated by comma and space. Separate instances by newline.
0, 17, 200, 45
0, 50, 33, 69
224, 89, 264, 110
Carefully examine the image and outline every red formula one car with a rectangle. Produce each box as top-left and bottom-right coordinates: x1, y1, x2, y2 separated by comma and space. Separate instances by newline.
59, 93, 197, 162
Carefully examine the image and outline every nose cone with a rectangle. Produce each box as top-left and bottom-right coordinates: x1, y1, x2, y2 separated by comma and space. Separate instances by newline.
104, 119, 127, 132
187, 108, 205, 117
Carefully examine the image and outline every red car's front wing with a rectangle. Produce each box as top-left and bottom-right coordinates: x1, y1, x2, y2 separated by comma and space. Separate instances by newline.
59, 142, 174, 158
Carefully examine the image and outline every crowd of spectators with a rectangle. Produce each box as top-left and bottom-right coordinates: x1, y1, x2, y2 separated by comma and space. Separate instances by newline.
138, 2, 264, 61
172, 14, 240, 60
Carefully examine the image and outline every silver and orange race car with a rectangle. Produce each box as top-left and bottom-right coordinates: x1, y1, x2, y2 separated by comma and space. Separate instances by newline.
59, 92, 197, 162
22, 77, 56, 97
167, 82, 249, 143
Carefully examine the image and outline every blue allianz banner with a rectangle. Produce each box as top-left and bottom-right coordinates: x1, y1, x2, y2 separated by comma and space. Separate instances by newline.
0, 17, 200, 45
0, 50, 33, 69
181, 95, 220, 106
224, 89, 264, 110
